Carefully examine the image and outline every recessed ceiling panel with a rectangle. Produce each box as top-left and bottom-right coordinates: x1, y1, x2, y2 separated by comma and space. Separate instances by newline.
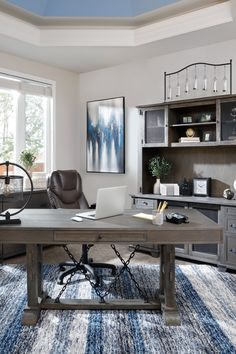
6, 0, 180, 17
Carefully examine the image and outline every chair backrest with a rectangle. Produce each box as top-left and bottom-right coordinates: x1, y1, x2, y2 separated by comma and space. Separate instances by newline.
47, 170, 89, 209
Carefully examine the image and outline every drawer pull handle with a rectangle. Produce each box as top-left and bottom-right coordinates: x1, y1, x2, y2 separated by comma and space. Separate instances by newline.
230, 224, 236, 229
229, 248, 236, 254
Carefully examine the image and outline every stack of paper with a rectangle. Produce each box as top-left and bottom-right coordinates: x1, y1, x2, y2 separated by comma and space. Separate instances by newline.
133, 213, 153, 220
179, 137, 200, 143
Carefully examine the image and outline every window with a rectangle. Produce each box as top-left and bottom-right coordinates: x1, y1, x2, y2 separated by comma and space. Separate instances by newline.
0, 72, 53, 181
0, 89, 16, 162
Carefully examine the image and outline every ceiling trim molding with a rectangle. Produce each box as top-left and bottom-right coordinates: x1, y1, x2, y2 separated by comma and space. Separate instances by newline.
40, 28, 134, 47
0, 11, 40, 45
135, 2, 232, 45
0, 2, 232, 47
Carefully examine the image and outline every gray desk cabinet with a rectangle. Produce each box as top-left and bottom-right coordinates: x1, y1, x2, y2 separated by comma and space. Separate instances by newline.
131, 194, 236, 271
0, 189, 50, 260
221, 207, 236, 268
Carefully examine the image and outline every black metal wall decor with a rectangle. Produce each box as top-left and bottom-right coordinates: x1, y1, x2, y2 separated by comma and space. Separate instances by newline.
164, 60, 232, 102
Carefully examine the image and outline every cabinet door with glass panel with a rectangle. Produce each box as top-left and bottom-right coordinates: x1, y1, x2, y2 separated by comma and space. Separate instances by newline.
140, 106, 168, 147
220, 97, 236, 144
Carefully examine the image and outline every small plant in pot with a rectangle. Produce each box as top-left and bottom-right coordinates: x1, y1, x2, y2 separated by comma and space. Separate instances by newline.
19, 150, 36, 175
148, 156, 171, 194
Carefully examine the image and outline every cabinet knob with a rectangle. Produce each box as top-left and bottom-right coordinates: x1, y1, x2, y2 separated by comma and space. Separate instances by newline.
229, 248, 236, 254
230, 224, 236, 229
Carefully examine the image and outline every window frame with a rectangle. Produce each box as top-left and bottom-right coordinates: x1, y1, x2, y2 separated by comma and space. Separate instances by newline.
0, 68, 55, 178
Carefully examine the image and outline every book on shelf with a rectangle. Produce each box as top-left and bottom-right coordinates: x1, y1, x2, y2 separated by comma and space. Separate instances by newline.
179, 137, 200, 143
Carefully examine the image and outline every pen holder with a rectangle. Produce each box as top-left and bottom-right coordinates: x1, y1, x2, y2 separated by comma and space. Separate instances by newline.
152, 210, 164, 226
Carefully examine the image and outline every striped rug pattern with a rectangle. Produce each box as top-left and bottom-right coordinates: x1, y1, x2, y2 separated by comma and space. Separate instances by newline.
0, 264, 235, 354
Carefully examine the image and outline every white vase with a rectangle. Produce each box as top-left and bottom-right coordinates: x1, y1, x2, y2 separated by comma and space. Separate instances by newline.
153, 178, 160, 194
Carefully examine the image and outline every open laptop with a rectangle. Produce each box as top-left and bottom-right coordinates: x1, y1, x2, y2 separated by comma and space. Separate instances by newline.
76, 185, 127, 220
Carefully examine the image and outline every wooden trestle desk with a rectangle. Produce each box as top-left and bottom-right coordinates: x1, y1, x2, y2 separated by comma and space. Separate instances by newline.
0, 208, 222, 326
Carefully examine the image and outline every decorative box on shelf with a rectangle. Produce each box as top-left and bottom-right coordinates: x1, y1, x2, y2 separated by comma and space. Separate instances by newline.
160, 183, 180, 196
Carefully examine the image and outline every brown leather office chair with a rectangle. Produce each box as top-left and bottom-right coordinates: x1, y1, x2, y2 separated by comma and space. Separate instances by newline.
47, 169, 116, 285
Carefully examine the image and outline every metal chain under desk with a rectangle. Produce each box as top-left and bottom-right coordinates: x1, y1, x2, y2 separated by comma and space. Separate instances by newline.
55, 244, 148, 303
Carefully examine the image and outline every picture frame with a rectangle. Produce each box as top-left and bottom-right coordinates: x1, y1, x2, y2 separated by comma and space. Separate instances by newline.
200, 113, 212, 122
193, 177, 211, 197
86, 96, 125, 173
202, 130, 216, 142
203, 131, 211, 142
182, 116, 192, 124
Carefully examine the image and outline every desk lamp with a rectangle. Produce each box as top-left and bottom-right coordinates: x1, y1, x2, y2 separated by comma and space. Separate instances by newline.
0, 161, 33, 224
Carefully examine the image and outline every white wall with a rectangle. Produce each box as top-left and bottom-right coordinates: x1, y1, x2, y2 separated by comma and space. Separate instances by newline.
0, 51, 79, 171
78, 38, 236, 205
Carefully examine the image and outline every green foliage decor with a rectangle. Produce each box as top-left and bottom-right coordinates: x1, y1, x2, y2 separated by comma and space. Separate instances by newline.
19, 150, 36, 170
148, 156, 171, 179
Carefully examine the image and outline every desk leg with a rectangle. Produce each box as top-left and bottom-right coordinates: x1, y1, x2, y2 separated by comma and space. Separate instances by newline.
22, 244, 43, 325
159, 245, 164, 298
161, 245, 181, 326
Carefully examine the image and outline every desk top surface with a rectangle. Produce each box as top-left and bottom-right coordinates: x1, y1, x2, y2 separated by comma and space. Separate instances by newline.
0, 208, 222, 245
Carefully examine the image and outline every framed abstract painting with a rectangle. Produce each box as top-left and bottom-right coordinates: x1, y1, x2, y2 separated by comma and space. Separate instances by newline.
86, 96, 125, 173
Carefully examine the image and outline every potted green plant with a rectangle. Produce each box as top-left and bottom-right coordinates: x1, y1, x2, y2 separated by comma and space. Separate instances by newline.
19, 150, 36, 175
148, 156, 171, 194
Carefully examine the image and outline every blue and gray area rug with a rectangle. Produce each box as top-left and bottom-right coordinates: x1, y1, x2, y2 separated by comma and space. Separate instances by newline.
0, 264, 235, 354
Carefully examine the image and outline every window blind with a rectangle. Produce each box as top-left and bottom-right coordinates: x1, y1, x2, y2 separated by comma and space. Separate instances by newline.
0, 73, 52, 97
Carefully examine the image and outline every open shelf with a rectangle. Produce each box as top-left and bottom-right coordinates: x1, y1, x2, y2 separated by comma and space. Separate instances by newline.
170, 121, 216, 127
171, 141, 218, 147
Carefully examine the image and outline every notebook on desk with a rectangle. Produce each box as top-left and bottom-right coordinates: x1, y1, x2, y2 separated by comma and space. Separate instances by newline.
76, 185, 127, 220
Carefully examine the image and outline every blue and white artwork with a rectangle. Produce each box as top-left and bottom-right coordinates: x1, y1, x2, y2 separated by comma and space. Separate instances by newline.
87, 97, 125, 173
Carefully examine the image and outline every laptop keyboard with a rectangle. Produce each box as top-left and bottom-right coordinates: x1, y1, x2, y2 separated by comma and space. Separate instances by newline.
77, 211, 96, 217
86, 211, 96, 216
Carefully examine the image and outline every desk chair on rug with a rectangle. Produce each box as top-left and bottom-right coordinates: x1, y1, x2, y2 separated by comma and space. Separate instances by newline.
47, 169, 116, 285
